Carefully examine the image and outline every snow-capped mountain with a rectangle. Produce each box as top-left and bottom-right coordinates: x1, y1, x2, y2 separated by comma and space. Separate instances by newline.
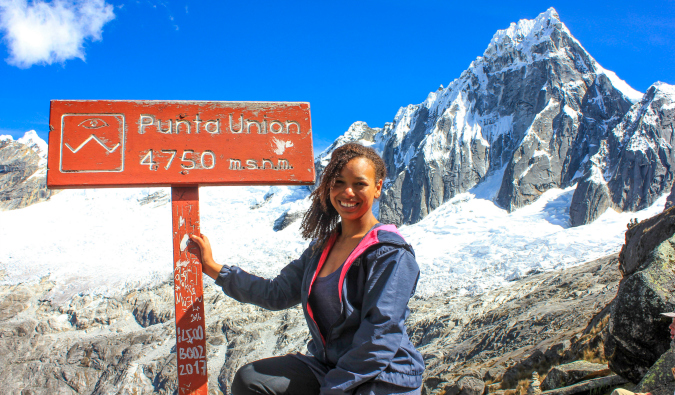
2, 8, 674, 304
316, 8, 674, 228
0, 130, 55, 210
0, 130, 668, 303
570, 82, 675, 225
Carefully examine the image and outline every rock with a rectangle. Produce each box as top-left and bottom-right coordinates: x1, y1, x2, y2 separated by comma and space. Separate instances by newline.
569, 175, 611, 227
619, 206, 675, 275
411, 253, 621, 392
527, 372, 542, 395
136, 190, 169, 207
484, 366, 507, 383
444, 376, 485, 395
605, 208, 675, 383
127, 283, 175, 327
0, 248, 625, 394
635, 348, 675, 395
273, 209, 305, 231
539, 374, 628, 395
666, 187, 675, 209
540, 361, 609, 391
502, 350, 547, 388
606, 83, 675, 213
0, 135, 58, 211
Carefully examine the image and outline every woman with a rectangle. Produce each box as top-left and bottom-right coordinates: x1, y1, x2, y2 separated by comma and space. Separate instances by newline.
190, 143, 424, 395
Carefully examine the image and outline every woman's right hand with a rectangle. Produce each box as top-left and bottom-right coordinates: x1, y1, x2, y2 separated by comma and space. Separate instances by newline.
190, 233, 223, 280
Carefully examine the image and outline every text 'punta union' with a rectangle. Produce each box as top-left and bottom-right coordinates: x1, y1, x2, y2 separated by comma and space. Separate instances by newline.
138, 114, 302, 135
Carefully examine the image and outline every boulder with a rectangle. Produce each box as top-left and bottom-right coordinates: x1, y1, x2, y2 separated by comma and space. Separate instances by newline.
444, 376, 486, 395
605, 209, 675, 383
540, 361, 609, 391
635, 347, 675, 395
540, 374, 628, 395
619, 206, 675, 275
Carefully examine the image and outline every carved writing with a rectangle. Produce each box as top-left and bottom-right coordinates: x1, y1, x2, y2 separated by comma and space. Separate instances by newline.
139, 114, 301, 135
229, 158, 293, 170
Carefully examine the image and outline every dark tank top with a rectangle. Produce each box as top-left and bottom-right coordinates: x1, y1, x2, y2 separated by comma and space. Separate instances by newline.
308, 263, 344, 339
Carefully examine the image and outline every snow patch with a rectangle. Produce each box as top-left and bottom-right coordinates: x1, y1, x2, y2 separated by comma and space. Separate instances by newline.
596, 66, 644, 103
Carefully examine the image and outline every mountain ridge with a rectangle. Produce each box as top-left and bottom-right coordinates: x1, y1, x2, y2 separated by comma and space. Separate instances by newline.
315, 7, 673, 228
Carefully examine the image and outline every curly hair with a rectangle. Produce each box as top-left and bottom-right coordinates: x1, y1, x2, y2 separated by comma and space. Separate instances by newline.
300, 143, 387, 246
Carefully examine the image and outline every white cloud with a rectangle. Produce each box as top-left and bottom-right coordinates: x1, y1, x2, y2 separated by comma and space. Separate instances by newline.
0, 0, 115, 68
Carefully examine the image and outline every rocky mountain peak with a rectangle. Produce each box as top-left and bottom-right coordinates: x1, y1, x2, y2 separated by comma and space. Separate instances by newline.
484, 7, 565, 59
17, 130, 48, 165
0, 131, 56, 210
315, 9, 671, 227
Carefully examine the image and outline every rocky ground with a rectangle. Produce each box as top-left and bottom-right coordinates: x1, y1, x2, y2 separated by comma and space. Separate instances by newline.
0, 249, 624, 394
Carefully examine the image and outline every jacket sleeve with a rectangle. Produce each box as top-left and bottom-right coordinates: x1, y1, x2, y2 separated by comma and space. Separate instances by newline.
214, 243, 315, 311
321, 245, 420, 394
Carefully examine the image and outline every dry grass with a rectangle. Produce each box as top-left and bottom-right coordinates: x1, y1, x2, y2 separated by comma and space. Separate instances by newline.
514, 379, 530, 395
582, 347, 607, 364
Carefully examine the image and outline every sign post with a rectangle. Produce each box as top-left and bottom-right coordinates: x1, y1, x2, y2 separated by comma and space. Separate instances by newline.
47, 100, 314, 394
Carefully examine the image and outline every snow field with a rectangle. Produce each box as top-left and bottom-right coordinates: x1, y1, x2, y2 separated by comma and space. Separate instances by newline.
0, 172, 666, 303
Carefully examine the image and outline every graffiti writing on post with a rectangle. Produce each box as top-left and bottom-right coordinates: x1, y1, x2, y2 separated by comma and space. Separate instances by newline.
172, 187, 208, 394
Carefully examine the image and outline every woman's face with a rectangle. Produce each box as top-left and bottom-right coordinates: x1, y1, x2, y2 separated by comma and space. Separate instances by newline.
670, 318, 675, 340
329, 157, 383, 223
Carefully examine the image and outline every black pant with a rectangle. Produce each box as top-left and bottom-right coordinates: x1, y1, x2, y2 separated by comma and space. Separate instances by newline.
231, 355, 421, 395
231, 354, 321, 395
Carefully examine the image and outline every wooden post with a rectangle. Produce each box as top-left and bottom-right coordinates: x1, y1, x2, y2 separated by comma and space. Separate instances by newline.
171, 186, 208, 395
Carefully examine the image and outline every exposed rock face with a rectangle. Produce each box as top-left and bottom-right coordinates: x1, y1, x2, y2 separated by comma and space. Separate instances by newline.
0, 132, 58, 210
413, 253, 621, 393
540, 360, 609, 391
635, 348, 675, 395
539, 374, 628, 395
605, 207, 675, 383
607, 83, 675, 211
0, 252, 623, 394
571, 82, 675, 224
568, 173, 612, 227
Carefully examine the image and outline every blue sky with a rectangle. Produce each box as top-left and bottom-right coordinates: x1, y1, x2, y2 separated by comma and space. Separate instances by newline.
0, 0, 674, 153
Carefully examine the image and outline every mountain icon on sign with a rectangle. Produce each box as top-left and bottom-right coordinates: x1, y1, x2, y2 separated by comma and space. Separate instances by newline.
60, 114, 125, 173
64, 134, 120, 154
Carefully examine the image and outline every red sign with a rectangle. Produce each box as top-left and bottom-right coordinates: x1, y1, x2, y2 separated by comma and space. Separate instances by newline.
47, 100, 315, 188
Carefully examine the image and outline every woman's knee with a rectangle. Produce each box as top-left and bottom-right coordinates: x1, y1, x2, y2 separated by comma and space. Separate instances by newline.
231, 363, 260, 395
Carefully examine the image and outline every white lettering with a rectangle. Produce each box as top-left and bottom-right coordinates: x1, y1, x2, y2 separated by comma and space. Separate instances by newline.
246, 119, 261, 134
175, 119, 191, 134
229, 114, 243, 133
161, 150, 177, 170
140, 150, 157, 170
158, 119, 172, 134
193, 115, 202, 134
139, 115, 155, 134
204, 119, 220, 134
277, 159, 292, 170
269, 120, 284, 134
246, 159, 258, 169
200, 151, 215, 169
181, 151, 196, 169
262, 159, 274, 169
229, 159, 242, 170
286, 120, 301, 134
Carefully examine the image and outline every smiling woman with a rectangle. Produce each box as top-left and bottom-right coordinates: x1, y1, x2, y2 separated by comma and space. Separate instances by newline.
190, 143, 424, 394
